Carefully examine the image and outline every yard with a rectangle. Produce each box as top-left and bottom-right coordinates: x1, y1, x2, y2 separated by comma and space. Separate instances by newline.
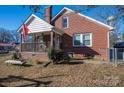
0, 53, 124, 87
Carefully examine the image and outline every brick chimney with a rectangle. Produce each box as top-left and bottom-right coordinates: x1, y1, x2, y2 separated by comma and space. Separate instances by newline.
44, 6, 52, 24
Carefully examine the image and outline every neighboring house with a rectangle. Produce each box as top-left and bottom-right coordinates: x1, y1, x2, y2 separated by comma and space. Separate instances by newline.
0, 43, 16, 53
17, 6, 113, 60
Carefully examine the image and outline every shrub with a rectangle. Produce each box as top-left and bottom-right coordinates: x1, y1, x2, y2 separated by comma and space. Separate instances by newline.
47, 47, 56, 63
12, 52, 22, 60
12, 52, 18, 59
55, 52, 70, 63
47, 47, 70, 64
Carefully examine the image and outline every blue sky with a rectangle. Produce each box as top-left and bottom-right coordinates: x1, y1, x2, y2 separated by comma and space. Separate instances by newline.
0, 5, 123, 33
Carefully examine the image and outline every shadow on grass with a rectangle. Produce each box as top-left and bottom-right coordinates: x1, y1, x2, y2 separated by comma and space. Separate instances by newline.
21, 64, 33, 67
0, 75, 52, 87
38, 74, 66, 79
36, 60, 84, 66
56, 60, 84, 65
11, 64, 33, 67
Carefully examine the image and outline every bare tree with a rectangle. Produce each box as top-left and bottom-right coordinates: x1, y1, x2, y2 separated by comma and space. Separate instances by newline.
73, 5, 97, 13
22, 5, 44, 15
0, 28, 14, 43
11, 30, 20, 43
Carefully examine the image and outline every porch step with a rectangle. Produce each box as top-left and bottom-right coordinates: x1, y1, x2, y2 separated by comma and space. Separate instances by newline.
21, 52, 49, 62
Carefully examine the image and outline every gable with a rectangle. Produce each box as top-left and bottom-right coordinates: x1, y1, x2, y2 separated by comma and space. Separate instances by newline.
51, 7, 113, 30
17, 14, 53, 34
51, 7, 73, 22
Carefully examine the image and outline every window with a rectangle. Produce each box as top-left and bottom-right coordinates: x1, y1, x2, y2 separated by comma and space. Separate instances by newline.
73, 33, 92, 47
62, 16, 68, 28
73, 34, 82, 46
83, 34, 91, 46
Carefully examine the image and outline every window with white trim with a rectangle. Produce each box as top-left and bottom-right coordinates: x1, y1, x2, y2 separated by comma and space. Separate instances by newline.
73, 34, 82, 46
62, 16, 68, 28
73, 33, 92, 47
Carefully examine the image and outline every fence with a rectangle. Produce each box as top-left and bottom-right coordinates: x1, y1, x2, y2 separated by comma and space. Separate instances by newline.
109, 48, 124, 64
21, 42, 47, 52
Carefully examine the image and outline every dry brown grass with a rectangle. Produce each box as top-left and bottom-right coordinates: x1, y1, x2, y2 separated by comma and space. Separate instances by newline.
0, 54, 124, 87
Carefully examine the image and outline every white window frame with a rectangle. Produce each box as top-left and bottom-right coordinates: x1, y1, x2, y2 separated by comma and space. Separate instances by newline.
73, 34, 82, 47
62, 16, 69, 29
73, 33, 92, 47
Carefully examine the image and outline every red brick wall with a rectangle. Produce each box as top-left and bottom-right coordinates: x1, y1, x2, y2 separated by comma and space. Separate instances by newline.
44, 6, 52, 23
53, 12, 109, 60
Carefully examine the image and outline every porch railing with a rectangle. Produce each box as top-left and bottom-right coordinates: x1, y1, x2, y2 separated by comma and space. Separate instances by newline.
21, 42, 47, 52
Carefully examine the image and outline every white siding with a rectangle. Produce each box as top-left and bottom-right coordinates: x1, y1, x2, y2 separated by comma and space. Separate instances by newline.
18, 14, 53, 34
27, 16, 53, 33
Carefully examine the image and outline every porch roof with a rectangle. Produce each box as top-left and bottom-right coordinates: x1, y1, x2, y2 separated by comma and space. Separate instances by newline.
17, 14, 64, 35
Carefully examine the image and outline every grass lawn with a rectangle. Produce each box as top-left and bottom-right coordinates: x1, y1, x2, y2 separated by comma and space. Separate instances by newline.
0, 53, 124, 87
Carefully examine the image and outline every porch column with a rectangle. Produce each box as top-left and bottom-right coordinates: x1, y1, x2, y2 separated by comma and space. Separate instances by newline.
20, 33, 22, 52
33, 34, 35, 52
50, 31, 54, 47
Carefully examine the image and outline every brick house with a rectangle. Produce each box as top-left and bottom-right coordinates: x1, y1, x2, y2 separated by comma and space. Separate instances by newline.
17, 6, 113, 60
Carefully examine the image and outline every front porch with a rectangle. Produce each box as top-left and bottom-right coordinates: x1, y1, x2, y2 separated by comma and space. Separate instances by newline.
17, 14, 64, 53
20, 30, 63, 53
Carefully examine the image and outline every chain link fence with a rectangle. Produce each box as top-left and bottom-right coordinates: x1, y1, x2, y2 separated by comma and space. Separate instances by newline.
109, 48, 124, 64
